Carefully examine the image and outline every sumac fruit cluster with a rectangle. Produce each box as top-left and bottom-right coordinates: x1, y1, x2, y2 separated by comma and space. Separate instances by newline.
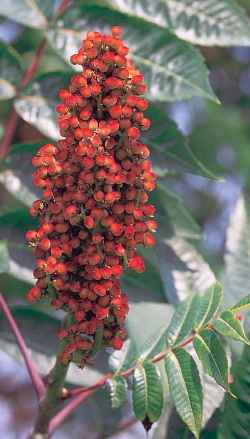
26, 27, 157, 365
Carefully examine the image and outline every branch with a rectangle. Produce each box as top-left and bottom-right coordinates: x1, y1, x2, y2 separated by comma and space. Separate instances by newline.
0, 0, 71, 161
29, 315, 72, 439
0, 293, 45, 399
30, 354, 69, 438
48, 389, 93, 437
19, 38, 47, 90
56, 0, 73, 17
0, 38, 46, 161
48, 373, 111, 436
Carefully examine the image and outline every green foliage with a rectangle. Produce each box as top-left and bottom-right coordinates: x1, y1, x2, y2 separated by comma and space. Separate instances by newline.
165, 348, 203, 439
49, 3, 217, 102
194, 283, 223, 330
223, 196, 250, 309
14, 72, 69, 139
104, 0, 250, 46
220, 345, 250, 439
108, 285, 250, 437
132, 362, 164, 422
193, 330, 229, 390
213, 310, 250, 344
108, 376, 128, 409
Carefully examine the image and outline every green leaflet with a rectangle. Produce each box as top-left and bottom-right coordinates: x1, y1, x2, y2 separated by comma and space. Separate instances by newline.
194, 282, 223, 330
14, 72, 70, 140
0, 209, 38, 231
132, 362, 163, 422
222, 196, 250, 313
194, 329, 229, 390
213, 310, 250, 345
155, 185, 201, 240
7, 141, 44, 159
108, 376, 128, 409
104, 0, 250, 46
145, 104, 219, 180
220, 345, 250, 439
165, 348, 203, 439
230, 294, 250, 314
167, 283, 222, 346
166, 294, 199, 347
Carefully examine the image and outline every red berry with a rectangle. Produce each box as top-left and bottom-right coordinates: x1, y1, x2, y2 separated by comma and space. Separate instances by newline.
127, 126, 140, 139
112, 337, 124, 350
26, 287, 41, 303
40, 238, 51, 251
84, 216, 95, 229
128, 255, 145, 273
96, 307, 109, 320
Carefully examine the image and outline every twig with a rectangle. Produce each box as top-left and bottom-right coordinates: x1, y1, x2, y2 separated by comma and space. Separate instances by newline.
48, 389, 93, 437
62, 373, 112, 399
64, 333, 196, 401
0, 109, 19, 161
56, 0, 73, 17
0, 38, 47, 161
29, 313, 73, 439
48, 373, 111, 436
0, 292, 45, 399
46, 332, 197, 436
0, 0, 72, 161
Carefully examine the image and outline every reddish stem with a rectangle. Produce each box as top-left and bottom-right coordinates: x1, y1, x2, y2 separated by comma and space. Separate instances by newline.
0, 37, 46, 160
48, 374, 111, 435
0, 293, 45, 399
0, 0, 70, 161
49, 332, 197, 434
48, 390, 93, 437
0, 109, 19, 160
56, 0, 73, 17
63, 373, 112, 399
20, 38, 47, 90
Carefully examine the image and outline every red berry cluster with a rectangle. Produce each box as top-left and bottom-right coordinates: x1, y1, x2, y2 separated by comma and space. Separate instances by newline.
26, 27, 157, 365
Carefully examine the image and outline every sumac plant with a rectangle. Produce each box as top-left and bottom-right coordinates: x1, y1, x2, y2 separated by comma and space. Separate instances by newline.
1, 1, 250, 439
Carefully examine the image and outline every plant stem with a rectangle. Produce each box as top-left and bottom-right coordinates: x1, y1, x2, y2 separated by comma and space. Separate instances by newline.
0, 292, 45, 399
0, 0, 71, 161
48, 389, 93, 437
0, 109, 19, 160
56, 0, 73, 17
29, 317, 71, 439
0, 38, 47, 161
30, 355, 69, 438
